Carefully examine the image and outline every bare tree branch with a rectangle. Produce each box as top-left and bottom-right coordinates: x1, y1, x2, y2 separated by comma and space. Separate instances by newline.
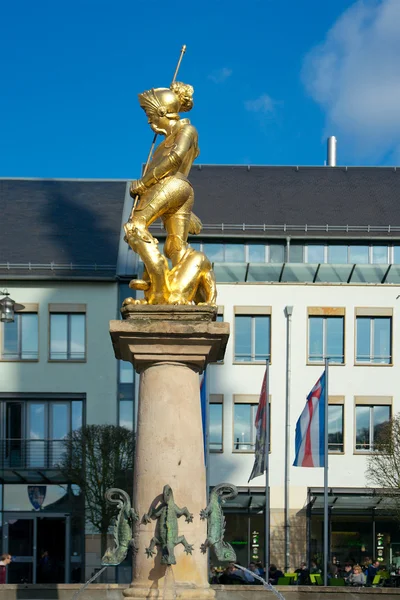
57, 425, 135, 554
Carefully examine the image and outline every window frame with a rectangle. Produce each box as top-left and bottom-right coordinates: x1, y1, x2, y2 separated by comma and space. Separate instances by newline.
328, 397, 345, 454
233, 307, 272, 364
307, 308, 345, 365
49, 309, 87, 362
0, 305, 39, 362
209, 394, 223, 453
354, 399, 392, 453
354, 309, 393, 366
232, 394, 271, 454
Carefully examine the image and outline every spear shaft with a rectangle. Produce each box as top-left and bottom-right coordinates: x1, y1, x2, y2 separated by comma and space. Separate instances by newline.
130, 45, 187, 218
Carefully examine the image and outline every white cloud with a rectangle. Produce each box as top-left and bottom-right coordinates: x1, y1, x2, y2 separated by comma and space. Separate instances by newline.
208, 67, 232, 84
245, 94, 276, 113
302, 0, 400, 163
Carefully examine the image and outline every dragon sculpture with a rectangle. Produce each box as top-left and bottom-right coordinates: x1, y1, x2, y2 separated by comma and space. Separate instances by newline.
143, 484, 194, 565
200, 483, 238, 562
101, 488, 139, 566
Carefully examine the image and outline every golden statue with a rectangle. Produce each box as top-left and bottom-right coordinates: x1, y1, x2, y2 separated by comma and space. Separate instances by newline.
123, 49, 216, 307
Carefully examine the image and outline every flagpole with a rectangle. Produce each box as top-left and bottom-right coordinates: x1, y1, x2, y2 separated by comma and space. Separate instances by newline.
265, 359, 270, 574
323, 358, 329, 586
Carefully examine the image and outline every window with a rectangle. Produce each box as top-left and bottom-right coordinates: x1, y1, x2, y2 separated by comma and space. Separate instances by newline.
288, 244, 304, 263
372, 246, 388, 264
49, 310, 86, 361
269, 243, 285, 263
233, 395, 271, 452
355, 403, 391, 451
248, 244, 266, 263
349, 246, 369, 264
328, 404, 344, 452
1, 397, 84, 468
234, 309, 271, 362
356, 315, 392, 364
209, 395, 223, 452
307, 245, 325, 263
308, 314, 344, 364
328, 245, 348, 264
1, 311, 38, 360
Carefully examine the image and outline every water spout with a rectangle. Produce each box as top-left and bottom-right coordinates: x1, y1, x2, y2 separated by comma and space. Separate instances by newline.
234, 564, 286, 600
162, 565, 177, 600
72, 565, 108, 600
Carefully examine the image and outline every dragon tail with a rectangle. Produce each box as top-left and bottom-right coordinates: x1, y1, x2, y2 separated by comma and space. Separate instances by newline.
212, 483, 238, 502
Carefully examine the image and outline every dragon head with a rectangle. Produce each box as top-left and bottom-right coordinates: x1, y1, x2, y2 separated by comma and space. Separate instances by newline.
221, 543, 237, 563
163, 484, 173, 502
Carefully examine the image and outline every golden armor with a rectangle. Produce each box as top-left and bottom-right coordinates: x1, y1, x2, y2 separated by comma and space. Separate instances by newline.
123, 81, 216, 306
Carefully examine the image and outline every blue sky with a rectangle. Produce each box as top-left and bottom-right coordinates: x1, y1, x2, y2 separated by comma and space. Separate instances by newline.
1, 0, 399, 177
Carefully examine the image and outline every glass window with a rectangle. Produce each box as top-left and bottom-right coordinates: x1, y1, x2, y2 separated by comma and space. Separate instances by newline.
225, 244, 245, 262
372, 246, 388, 264
2, 313, 38, 360
308, 316, 344, 363
328, 245, 348, 264
288, 244, 304, 263
50, 313, 86, 360
269, 243, 285, 263
394, 246, 400, 264
233, 404, 257, 451
328, 405, 344, 452
356, 317, 392, 364
349, 246, 369, 264
355, 405, 391, 451
119, 400, 133, 430
120, 361, 134, 383
72, 401, 83, 431
248, 244, 266, 263
189, 242, 201, 252
203, 243, 223, 262
307, 245, 325, 263
209, 403, 223, 452
233, 403, 271, 452
234, 315, 270, 362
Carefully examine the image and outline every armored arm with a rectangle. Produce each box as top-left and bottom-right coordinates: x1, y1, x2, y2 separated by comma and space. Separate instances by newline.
131, 125, 197, 195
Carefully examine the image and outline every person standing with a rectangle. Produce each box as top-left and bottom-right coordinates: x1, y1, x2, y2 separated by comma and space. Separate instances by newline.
0, 554, 11, 584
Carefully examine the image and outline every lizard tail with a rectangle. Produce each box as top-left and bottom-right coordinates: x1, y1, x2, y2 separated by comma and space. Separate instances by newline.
105, 488, 131, 508
212, 483, 238, 502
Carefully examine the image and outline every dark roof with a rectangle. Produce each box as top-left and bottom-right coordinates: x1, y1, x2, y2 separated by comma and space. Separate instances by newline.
0, 179, 126, 279
2, 167, 400, 281
183, 165, 400, 239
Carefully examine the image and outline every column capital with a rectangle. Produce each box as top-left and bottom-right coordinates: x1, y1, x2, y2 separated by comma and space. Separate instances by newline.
110, 305, 229, 372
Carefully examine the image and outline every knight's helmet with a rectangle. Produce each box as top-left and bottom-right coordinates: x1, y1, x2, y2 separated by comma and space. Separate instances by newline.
138, 82, 194, 121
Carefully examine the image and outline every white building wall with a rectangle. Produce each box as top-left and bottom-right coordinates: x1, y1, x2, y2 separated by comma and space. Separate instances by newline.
0, 281, 118, 425
208, 282, 400, 511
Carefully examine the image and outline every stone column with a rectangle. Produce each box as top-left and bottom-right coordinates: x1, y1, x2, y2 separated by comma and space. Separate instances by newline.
110, 306, 229, 600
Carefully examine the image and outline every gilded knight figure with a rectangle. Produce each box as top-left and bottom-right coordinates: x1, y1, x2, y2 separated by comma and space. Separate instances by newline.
123, 82, 216, 307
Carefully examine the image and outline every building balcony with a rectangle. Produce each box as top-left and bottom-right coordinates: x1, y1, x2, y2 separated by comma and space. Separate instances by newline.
0, 438, 74, 484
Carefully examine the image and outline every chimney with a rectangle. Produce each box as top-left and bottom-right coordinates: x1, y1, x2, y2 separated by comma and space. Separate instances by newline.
327, 136, 337, 166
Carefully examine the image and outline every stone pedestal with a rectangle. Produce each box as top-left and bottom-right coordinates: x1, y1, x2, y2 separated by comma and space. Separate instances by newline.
110, 306, 229, 600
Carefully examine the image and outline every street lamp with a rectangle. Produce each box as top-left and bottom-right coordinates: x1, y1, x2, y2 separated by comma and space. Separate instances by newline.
0, 290, 25, 323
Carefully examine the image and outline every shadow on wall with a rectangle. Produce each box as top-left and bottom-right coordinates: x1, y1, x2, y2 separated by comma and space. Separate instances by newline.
269, 510, 307, 571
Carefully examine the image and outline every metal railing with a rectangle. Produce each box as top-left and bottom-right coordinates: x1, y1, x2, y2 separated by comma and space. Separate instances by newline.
0, 438, 69, 469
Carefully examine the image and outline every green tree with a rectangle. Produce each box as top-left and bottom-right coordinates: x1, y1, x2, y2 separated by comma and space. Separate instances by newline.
58, 424, 135, 555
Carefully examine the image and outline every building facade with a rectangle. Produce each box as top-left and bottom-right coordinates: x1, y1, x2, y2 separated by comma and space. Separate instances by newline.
2, 166, 400, 580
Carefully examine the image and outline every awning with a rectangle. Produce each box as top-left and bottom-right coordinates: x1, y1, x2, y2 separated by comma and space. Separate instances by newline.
309, 487, 399, 513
